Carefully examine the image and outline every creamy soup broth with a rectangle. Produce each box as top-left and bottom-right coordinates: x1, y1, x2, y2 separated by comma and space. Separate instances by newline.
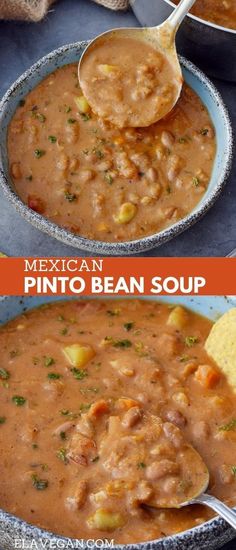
8, 64, 216, 243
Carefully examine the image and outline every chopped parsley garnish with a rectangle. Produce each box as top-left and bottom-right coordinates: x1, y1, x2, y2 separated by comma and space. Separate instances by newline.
35, 113, 46, 123
123, 322, 134, 332
137, 462, 146, 469
44, 356, 55, 367
64, 191, 77, 202
34, 149, 45, 159
60, 409, 70, 416
192, 176, 200, 187
0, 416, 6, 424
47, 372, 61, 380
80, 403, 91, 412
91, 456, 99, 463
80, 113, 91, 122
65, 105, 71, 113
0, 368, 10, 380
26, 175, 33, 181
12, 395, 26, 406
48, 135, 57, 143
200, 128, 209, 136
9, 350, 19, 358
104, 173, 114, 185
60, 327, 68, 335
231, 466, 236, 476
179, 355, 190, 362
178, 137, 187, 143
32, 474, 48, 490
113, 339, 132, 349
107, 309, 120, 317
185, 336, 198, 347
57, 315, 64, 321
93, 148, 104, 159
32, 443, 38, 449
219, 419, 236, 432
60, 431, 67, 440
19, 99, 25, 107
71, 368, 88, 380
67, 118, 76, 124
56, 448, 68, 464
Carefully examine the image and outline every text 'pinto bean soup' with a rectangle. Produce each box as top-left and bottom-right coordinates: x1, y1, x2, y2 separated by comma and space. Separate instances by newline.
8, 62, 216, 243
0, 299, 236, 543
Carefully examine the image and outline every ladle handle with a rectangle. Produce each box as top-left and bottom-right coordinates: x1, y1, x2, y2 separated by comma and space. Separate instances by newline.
167, 0, 197, 30
192, 493, 236, 530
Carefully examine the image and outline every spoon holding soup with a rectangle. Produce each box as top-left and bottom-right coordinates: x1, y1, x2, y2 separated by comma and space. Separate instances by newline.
79, 0, 197, 128
99, 409, 236, 530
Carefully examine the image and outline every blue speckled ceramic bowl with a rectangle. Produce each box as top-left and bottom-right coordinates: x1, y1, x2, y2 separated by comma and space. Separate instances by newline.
0, 42, 233, 255
0, 295, 236, 549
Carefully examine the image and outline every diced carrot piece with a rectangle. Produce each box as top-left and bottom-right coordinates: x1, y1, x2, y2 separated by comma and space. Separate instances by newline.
115, 397, 140, 411
194, 364, 221, 389
88, 400, 109, 418
28, 195, 45, 214
113, 136, 125, 146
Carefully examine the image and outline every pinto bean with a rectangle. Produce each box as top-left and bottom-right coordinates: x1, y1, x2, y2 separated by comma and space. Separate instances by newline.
65, 480, 88, 511
146, 167, 158, 183
67, 433, 97, 466
11, 162, 22, 179
122, 406, 143, 429
161, 131, 175, 149
65, 122, 79, 144
163, 422, 184, 448
165, 410, 187, 428
219, 465, 234, 485
146, 459, 179, 481
192, 420, 210, 440
157, 333, 182, 357
79, 169, 95, 183
56, 153, 69, 171
167, 155, 182, 182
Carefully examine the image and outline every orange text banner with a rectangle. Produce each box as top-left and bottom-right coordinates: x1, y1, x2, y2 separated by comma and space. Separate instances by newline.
0, 257, 235, 296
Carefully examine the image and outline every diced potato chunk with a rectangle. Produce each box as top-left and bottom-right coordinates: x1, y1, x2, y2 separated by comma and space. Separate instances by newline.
63, 343, 95, 367
167, 306, 188, 330
74, 95, 90, 114
114, 202, 137, 224
87, 508, 125, 531
98, 64, 119, 75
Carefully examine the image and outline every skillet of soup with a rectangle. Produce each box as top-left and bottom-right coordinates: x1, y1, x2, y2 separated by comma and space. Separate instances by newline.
172, 0, 236, 30
8, 63, 216, 243
0, 299, 236, 543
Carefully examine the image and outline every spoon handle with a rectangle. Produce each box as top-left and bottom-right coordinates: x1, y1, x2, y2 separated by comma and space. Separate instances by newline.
192, 493, 236, 530
167, 0, 197, 30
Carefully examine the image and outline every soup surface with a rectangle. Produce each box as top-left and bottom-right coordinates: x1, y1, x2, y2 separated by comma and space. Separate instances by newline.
80, 35, 180, 128
172, 0, 236, 30
0, 299, 236, 543
8, 64, 216, 243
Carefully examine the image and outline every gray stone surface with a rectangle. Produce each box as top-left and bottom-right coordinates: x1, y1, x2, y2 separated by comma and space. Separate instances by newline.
0, 0, 235, 258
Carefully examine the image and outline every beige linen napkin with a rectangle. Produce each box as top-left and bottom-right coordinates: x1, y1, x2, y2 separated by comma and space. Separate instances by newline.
0, 0, 129, 21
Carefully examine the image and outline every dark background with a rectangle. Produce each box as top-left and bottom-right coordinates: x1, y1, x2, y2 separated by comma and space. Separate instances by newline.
0, 0, 235, 257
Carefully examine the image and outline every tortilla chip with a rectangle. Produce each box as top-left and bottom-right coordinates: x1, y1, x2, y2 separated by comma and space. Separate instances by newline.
205, 308, 236, 391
